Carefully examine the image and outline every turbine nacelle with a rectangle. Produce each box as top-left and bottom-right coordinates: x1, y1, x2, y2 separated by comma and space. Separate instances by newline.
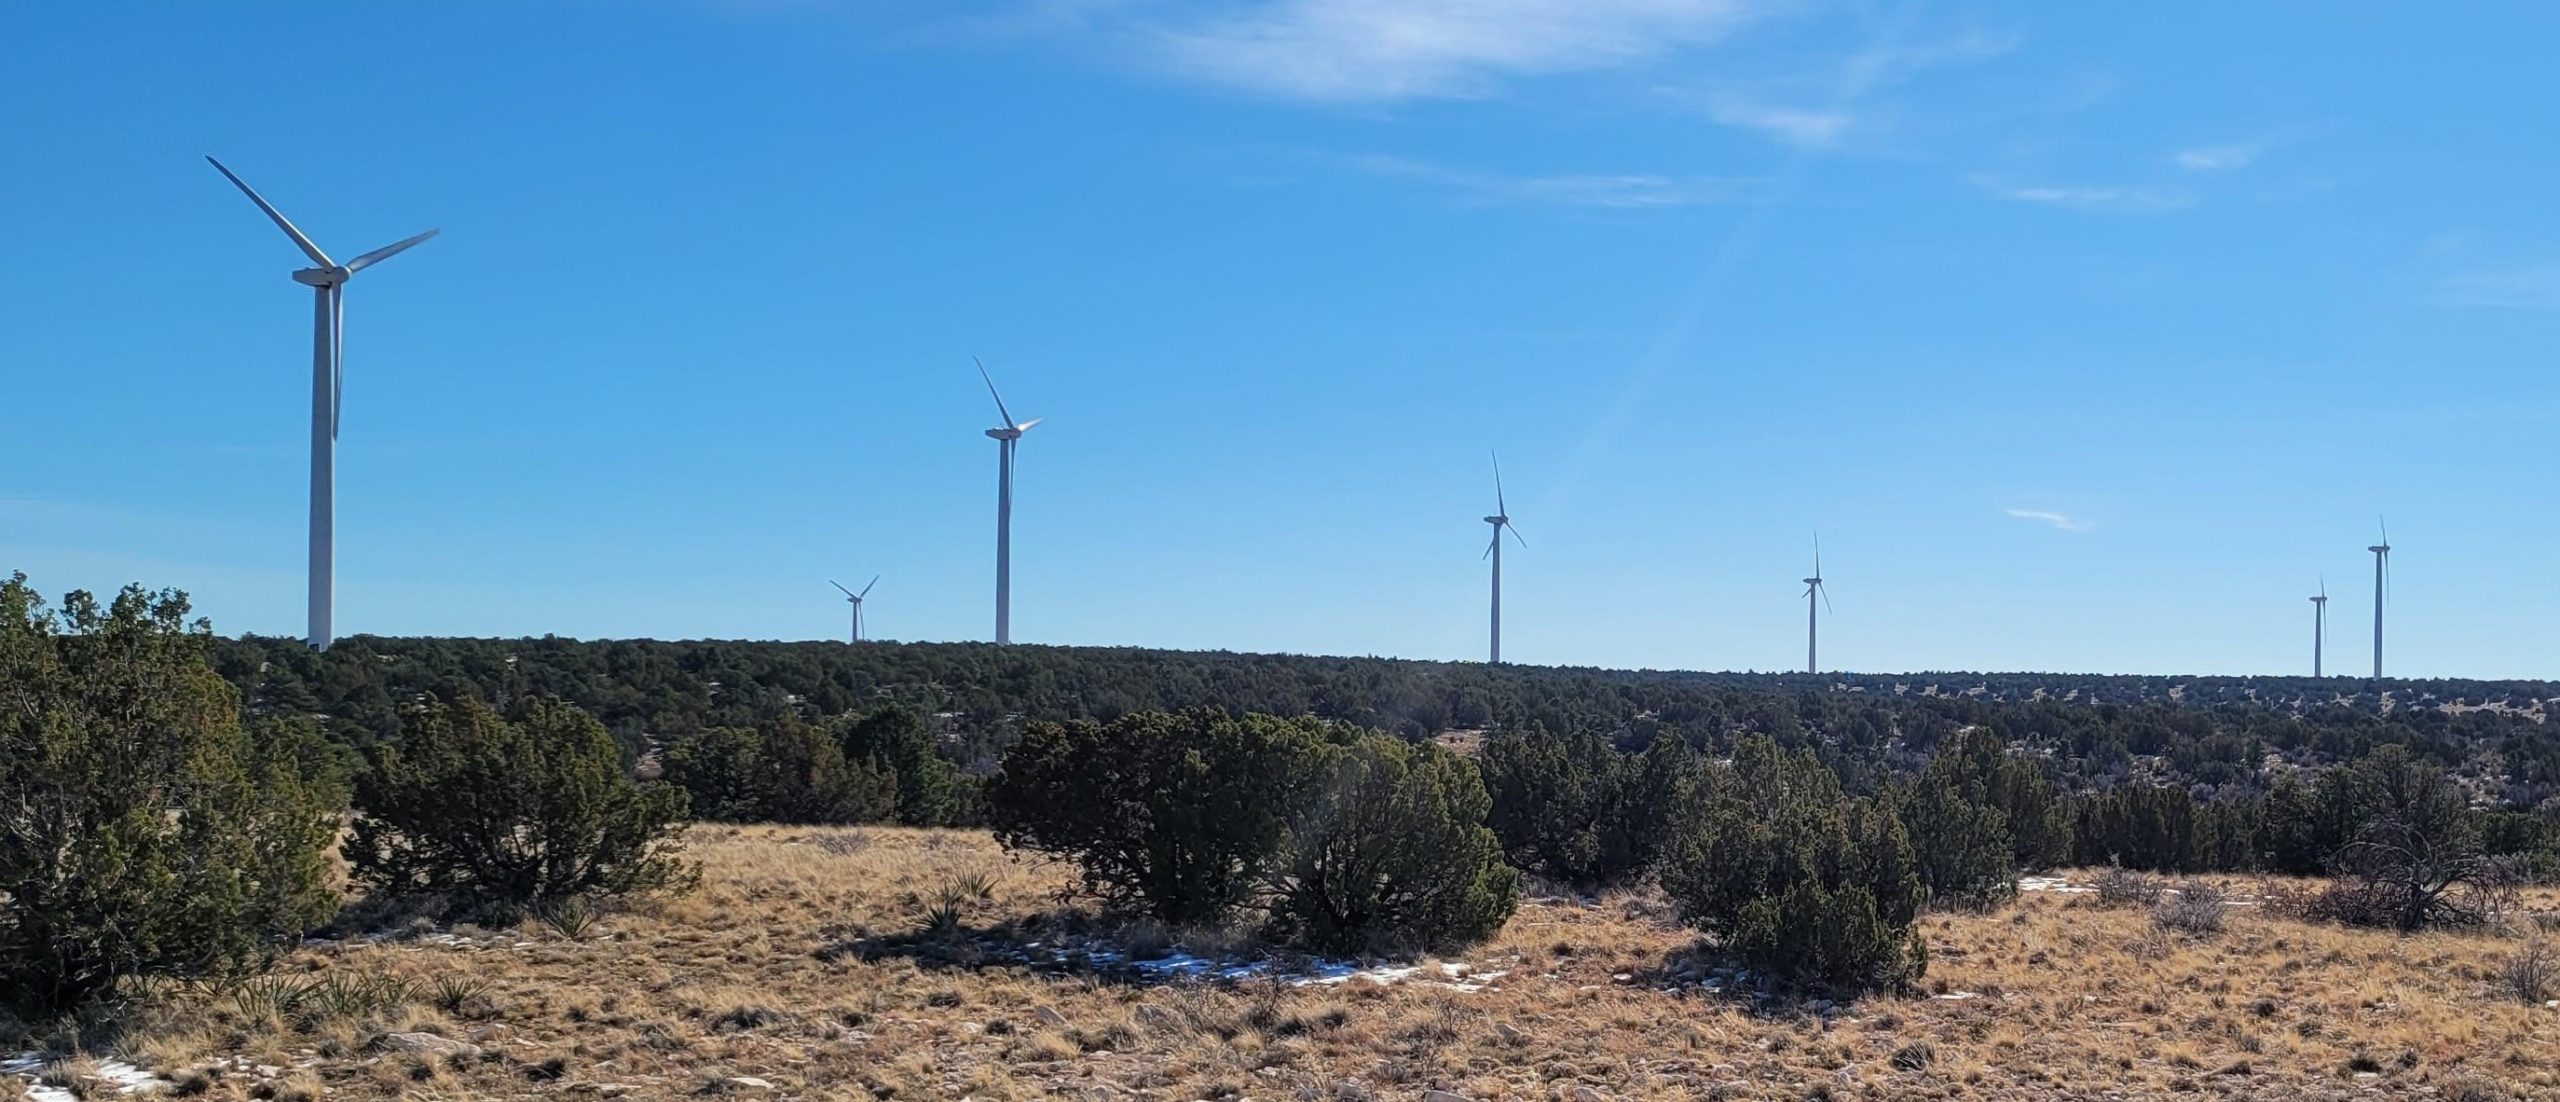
292, 267, 349, 287
1484, 515, 1507, 526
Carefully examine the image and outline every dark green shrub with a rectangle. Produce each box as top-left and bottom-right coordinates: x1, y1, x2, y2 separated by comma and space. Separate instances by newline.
0, 575, 345, 1015
348, 695, 693, 918
987, 709, 1323, 926
836, 706, 969, 826
1268, 735, 1519, 953
1660, 735, 1923, 989
1897, 728, 2069, 904
1480, 729, 1693, 890
664, 719, 897, 824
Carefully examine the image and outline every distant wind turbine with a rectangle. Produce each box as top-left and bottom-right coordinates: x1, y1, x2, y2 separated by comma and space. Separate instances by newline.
976, 358, 1040, 646
2368, 518, 2392, 678
208, 157, 438, 650
1803, 534, 1831, 675
831, 576, 877, 643
1482, 454, 1525, 664
2310, 577, 2328, 678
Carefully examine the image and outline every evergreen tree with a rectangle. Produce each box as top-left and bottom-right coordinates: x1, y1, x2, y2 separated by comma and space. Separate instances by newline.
987, 709, 1323, 926
837, 706, 968, 826
1480, 729, 1693, 889
1268, 736, 1518, 953
349, 695, 693, 918
1660, 736, 1924, 989
0, 576, 345, 1015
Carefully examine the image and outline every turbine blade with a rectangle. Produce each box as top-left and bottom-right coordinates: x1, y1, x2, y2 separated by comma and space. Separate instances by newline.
1821, 583, 1833, 615
860, 575, 879, 597
1012, 417, 1043, 433
1483, 531, 1496, 560
973, 356, 1017, 429
831, 579, 856, 598
1507, 520, 1526, 548
1491, 452, 1507, 516
206, 157, 335, 267
345, 228, 440, 274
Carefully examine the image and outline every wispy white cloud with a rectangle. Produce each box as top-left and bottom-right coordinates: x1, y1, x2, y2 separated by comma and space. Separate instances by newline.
2439, 264, 2560, 311
2004, 507, 2094, 533
1129, 0, 1765, 102
1338, 152, 1760, 208
1975, 177, 2186, 214
1689, 29, 2017, 148
1705, 96, 1853, 148
2171, 143, 2261, 172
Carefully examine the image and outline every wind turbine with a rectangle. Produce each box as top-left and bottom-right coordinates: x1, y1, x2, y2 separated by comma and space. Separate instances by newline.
207, 156, 437, 651
1802, 534, 1831, 675
2310, 577, 2328, 678
1482, 454, 1525, 664
2368, 518, 2391, 678
976, 358, 1040, 646
831, 576, 878, 643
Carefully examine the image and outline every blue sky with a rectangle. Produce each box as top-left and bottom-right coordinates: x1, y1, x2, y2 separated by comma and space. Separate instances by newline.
4, 2, 2555, 677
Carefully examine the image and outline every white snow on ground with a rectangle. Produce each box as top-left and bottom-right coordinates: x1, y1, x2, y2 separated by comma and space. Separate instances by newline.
2016, 874, 2261, 905
2, 1052, 168, 1102
2016, 875, 2093, 894
1032, 945, 1507, 992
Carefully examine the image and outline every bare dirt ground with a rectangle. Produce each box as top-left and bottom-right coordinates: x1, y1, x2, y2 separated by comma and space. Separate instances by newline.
10, 826, 2560, 1101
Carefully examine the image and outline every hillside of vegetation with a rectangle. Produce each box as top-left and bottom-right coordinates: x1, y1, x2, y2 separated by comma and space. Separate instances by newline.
19, 826, 2560, 1102
213, 635, 2560, 804
15, 580, 2560, 1101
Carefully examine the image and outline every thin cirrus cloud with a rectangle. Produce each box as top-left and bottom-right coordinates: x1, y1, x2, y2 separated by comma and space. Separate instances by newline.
2004, 508, 2094, 534
1335, 152, 1762, 208
2171, 143, 2261, 172
1974, 178, 2187, 214
1704, 96, 1854, 148
1132, 0, 1764, 102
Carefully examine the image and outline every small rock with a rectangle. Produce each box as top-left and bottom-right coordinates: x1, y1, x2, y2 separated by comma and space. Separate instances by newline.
1036, 1006, 1068, 1026
1332, 1080, 1373, 1102
467, 1024, 511, 1044
1571, 1087, 1609, 1102
727, 1076, 777, 1092
1494, 1022, 1526, 1044
1423, 1091, 1475, 1102
378, 1031, 480, 1058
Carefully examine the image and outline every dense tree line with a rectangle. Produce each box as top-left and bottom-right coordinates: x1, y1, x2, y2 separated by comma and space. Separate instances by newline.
209, 636, 2560, 815
3, 576, 694, 1018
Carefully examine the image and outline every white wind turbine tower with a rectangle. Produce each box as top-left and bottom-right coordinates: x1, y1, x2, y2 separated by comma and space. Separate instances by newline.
831, 576, 877, 643
2310, 577, 2328, 678
2368, 518, 2392, 678
975, 358, 1040, 646
1802, 534, 1831, 675
1482, 454, 1525, 664
208, 157, 437, 650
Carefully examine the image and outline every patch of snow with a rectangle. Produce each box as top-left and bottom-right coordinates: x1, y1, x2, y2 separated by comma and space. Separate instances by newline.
2016, 875, 2094, 894
3, 1053, 169, 1101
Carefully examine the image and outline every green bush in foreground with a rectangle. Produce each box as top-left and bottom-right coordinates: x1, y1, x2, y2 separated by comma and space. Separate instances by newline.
1269, 735, 1519, 953
1481, 728, 1694, 891
349, 695, 694, 919
663, 719, 898, 824
1662, 735, 1924, 990
988, 709, 1323, 926
0, 575, 345, 1016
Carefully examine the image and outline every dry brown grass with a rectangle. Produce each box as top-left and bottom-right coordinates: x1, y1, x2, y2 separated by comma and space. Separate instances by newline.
17, 829, 2560, 1101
